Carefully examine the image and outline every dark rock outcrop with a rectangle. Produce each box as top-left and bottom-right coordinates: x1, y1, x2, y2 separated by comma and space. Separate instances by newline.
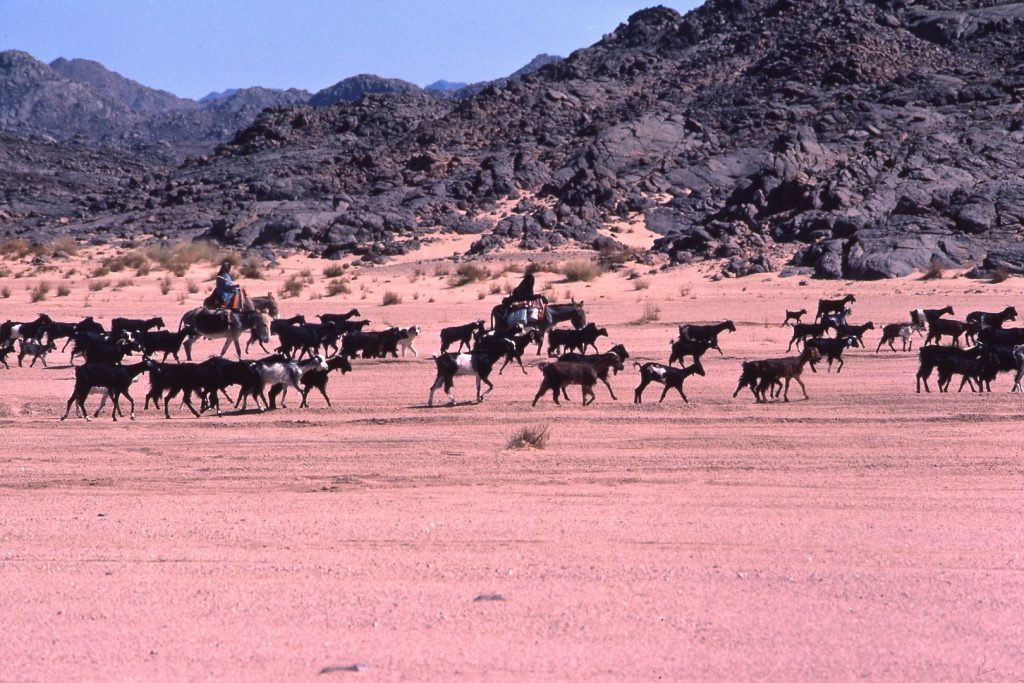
2, 2, 1024, 277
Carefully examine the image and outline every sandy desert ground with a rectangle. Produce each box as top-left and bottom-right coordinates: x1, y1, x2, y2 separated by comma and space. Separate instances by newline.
2, 242, 1023, 680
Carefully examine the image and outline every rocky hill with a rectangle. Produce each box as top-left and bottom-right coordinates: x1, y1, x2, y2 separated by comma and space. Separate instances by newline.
0, 51, 309, 146
309, 74, 422, 107
3, 1, 1024, 279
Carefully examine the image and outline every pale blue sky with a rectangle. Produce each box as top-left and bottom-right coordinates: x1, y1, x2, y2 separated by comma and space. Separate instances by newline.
3, 1, 701, 99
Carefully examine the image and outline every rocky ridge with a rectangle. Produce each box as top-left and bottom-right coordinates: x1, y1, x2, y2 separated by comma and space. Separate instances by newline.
2, 1, 1024, 278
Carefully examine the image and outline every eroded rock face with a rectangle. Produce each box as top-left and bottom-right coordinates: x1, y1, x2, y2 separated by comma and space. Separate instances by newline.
1, 1, 1024, 276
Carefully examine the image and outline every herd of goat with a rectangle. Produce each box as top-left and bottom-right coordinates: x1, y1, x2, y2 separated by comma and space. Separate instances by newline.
1, 291, 1024, 422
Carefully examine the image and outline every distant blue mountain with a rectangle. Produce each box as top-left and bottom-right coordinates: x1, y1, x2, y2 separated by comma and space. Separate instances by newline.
199, 88, 240, 103
425, 80, 468, 92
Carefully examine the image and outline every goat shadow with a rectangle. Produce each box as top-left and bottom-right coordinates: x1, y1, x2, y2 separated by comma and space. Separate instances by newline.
410, 400, 484, 410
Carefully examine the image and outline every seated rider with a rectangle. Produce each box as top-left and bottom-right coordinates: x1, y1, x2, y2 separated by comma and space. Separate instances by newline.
502, 272, 546, 308
213, 262, 236, 310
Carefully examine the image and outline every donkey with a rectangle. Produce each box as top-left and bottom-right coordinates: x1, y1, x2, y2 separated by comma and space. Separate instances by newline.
179, 309, 272, 360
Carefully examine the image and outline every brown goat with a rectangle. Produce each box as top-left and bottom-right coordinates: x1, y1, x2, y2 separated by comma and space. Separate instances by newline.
753, 347, 822, 403
532, 361, 597, 406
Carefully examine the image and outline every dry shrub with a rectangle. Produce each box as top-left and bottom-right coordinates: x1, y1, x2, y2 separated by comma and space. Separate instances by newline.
90, 265, 110, 278
239, 255, 264, 279
991, 266, 1011, 283
101, 249, 149, 274
159, 276, 173, 295
679, 285, 692, 298
280, 274, 305, 298
0, 239, 31, 259
30, 281, 50, 303
186, 280, 199, 294
325, 279, 351, 297
635, 302, 661, 324
56, 283, 71, 297
382, 290, 402, 306
450, 262, 490, 287
88, 279, 110, 291
477, 290, 487, 300
633, 277, 651, 291
299, 268, 313, 284
145, 240, 237, 276
135, 261, 151, 276
1, 286, 10, 299
597, 244, 636, 267
525, 260, 559, 274
489, 282, 503, 295
0, 399, 14, 418
506, 424, 550, 450
434, 264, 451, 277
49, 236, 79, 256
560, 260, 602, 282
920, 260, 944, 280
323, 263, 346, 278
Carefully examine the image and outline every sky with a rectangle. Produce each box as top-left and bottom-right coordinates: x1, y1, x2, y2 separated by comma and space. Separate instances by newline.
3, 1, 701, 100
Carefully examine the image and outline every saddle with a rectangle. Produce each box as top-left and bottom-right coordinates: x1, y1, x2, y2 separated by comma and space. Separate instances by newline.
506, 297, 547, 325
204, 286, 244, 312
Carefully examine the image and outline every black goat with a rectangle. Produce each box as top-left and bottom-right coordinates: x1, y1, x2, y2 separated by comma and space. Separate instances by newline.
110, 316, 165, 337
440, 320, 485, 353
787, 321, 830, 352
804, 336, 857, 373
832, 321, 874, 348
915, 346, 991, 393
60, 360, 152, 422
547, 323, 608, 356
815, 295, 855, 322
291, 354, 353, 408
925, 319, 968, 347
932, 347, 1000, 393
910, 306, 953, 329
668, 337, 714, 366
17, 339, 57, 367
966, 306, 1017, 329
678, 320, 735, 355
782, 309, 807, 327
137, 328, 192, 362
733, 360, 782, 400
277, 322, 336, 359
317, 309, 361, 327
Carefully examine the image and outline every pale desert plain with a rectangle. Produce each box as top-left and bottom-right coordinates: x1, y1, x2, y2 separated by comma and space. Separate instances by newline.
2, 238, 1023, 681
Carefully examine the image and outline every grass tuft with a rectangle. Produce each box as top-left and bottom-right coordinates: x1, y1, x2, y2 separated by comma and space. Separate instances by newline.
449, 262, 490, 287
634, 302, 661, 324
30, 281, 51, 303
560, 260, 602, 282
506, 424, 550, 450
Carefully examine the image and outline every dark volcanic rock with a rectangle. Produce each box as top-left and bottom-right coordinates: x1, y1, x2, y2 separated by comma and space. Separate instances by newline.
2, 2, 1024, 276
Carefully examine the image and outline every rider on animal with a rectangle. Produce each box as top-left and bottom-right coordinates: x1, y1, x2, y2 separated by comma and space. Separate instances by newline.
502, 272, 547, 308
213, 262, 237, 310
